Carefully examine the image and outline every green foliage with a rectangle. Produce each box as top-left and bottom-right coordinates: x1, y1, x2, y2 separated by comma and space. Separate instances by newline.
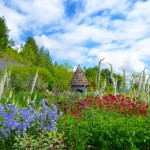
85, 66, 98, 91
13, 131, 65, 150
8, 38, 15, 47
0, 16, 9, 51
58, 107, 150, 150
20, 37, 39, 66
47, 80, 54, 91
0, 17, 74, 93
104, 85, 114, 95
0, 90, 45, 108
37, 67, 53, 91
62, 62, 73, 71
38, 46, 53, 71
9, 66, 52, 92
53, 64, 73, 91
4, 48, 25, 63
85, 66, 122, 94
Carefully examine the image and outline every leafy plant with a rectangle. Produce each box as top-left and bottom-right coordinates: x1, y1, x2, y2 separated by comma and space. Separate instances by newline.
14, 130, 65, 150
58, 107, 150, 150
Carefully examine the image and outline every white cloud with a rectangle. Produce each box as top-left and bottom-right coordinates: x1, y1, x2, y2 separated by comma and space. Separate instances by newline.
34, 0, 150, 75
12, 0, 64, 24
84, 0, 129, 15
35, 34, 89, 64
0, 2, 26, 42
0, 0, 64, 43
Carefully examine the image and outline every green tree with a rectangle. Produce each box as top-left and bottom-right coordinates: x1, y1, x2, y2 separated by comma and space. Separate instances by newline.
53, 64, 73, 91
8, 39, 15, 47
85, 66, 98, 90
38, 46, 53, 71
62, 62, 73, 71
20, 37, 39, 65
0, 16, 9, 51
10, 66, 53, 92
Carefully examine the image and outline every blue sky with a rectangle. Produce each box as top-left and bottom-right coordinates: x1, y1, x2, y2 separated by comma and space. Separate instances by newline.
0, 0, 150, 76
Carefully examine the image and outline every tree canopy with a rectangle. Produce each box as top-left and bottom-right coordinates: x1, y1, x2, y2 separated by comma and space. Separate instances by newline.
0, 17, 9, 51
20, 37, 39, 66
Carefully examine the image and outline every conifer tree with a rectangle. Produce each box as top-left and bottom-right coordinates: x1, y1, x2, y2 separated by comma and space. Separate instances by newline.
21, 37, 39, 65
0, 17, 9, 51
38, 46, 53, 71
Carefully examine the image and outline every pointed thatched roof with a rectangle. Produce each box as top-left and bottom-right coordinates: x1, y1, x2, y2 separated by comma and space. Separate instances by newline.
70, 65, 89, 86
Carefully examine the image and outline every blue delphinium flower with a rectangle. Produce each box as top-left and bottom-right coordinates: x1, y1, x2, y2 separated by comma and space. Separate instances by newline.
0, 100, 62, 139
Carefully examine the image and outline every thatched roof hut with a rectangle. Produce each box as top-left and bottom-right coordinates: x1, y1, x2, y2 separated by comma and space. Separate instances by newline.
70, 65, 89, 93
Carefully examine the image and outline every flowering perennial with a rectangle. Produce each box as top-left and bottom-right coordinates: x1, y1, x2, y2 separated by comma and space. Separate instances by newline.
66, 94, 149, 118
0, 100, 62, 139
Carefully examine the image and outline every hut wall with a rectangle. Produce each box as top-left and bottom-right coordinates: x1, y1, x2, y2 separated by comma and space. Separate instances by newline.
71, 86, 87, 93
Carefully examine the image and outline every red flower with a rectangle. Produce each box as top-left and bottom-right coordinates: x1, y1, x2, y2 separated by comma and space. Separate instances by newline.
66, 94, 149, 118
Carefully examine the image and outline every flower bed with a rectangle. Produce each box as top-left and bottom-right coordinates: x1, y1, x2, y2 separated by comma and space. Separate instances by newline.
59, 105, 150, 150
66, 94, 149, 118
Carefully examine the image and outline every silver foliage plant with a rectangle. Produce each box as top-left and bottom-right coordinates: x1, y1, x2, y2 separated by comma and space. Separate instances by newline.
30, 69, 38, 95
95, 58, 106, 97
96, 58, 105, 92
121, 69, 126, 95
95, 60, 150, 104
99, 78, 106, 98
28, 69, 39, 105
128, 69, 150, 104
0, 69, 11, 100
109, 63, 117, 96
